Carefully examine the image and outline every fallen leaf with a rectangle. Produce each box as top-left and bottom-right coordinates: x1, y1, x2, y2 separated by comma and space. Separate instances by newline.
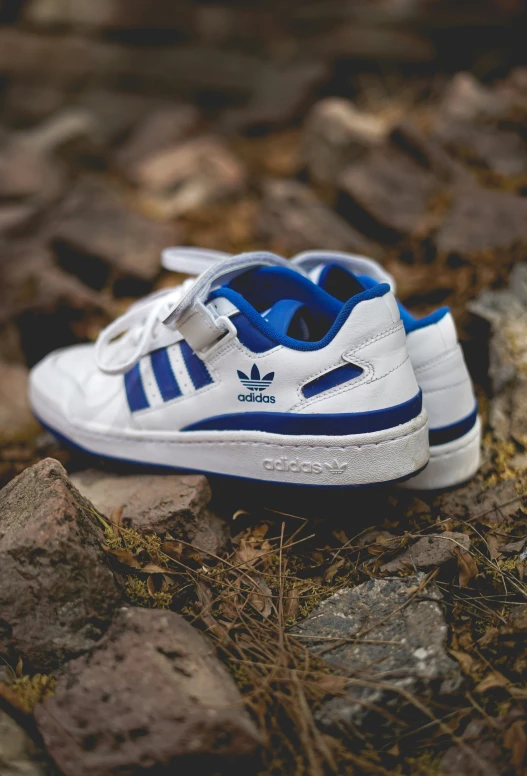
140, 563, 167, 574
475, 671, 510, 693
161, 540, 183, 561
456, 547, 478, 588
247, 575, 273, 619
324, 558, 345, 583
105, 546, 141, 569
504, 720, 527, 769
284, 588, 300, 620
450, 649, 475, 675
110, 504, 124, 527
316, 675, 349, 696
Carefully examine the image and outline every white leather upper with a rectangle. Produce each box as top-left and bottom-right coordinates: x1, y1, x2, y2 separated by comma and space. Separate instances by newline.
31, 288, 420, 435
406, 312, 476, 429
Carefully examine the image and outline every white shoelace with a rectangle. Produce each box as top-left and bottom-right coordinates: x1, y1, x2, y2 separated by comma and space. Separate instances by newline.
95, 251, 293, 376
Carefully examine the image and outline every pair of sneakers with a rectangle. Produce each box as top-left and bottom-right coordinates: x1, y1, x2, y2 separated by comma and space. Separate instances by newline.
29, 249, 480, 490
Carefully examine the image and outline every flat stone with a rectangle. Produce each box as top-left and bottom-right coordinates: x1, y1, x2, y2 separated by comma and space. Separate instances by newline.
338, 148, 439, 240
0, 362, 41, 444
258, 179, 376, 256
435, 185, 527, 258
437, 72, 511, 124
70, 470, 228, 555
436, 477, 524, 526
303, 98, 389, 185
434, 119, 527, 178
50, 178, 181, 283
292, 575, 462, 736
134, 135, 246, 218
114, 104, 200, 182
381, 532, 470, 574
0, 709, 50, 776
0, 458, 121, 672
35, 607, 261, 776
470, 265, 527, 444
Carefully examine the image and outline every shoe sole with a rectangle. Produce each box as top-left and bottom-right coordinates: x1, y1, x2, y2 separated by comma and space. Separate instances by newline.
31, 387, 429, 488
399, 415, 481, 491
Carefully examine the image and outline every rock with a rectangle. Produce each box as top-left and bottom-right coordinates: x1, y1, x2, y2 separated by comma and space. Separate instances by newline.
338, 148, 439, 240
380, 532, 470, 574
435, 185, 527, 258
434, 120, 527, 178
0, 458, 121, 672
258, 179, 376, 256
0, 362, 41, 444
25, 0, 194, 31
223, 61, 327, 130
0, 245, 111, 366
114, 104, 201, 181
0, 203, 38, 238
0, 138, 64, 204
292, 575, 462, 736
303, 98, 389, 185
35, 607, 261, 776
70, 470, 228, 555
0, 709, 50, 776
391, 122, 473, 184
50, 179, 181, 285
134, 135, 246, 218
437, 477, 524, 526
470, 264, 527, 444
437, 72, 511, 124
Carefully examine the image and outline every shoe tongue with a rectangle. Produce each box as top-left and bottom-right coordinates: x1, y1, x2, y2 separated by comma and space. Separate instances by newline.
316, 264, 366, 302
263, 299, 316, 341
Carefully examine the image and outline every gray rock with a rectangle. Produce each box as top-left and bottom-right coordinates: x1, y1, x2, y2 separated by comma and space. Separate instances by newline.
0, 710, 51, 776
292, 575, 462, 736
70, 469, 229, 555
0, 458, 121, 672
380, 532, 470, 574
35, 607, 261, 776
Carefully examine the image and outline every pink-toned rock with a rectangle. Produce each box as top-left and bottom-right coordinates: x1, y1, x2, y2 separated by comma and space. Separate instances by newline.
35, 607, 261, 776
0, 459, 121, 672
70, 469, 228, 555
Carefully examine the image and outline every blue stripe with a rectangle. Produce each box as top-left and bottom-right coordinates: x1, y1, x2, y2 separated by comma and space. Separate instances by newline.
180, 340, 214, 390
429, 404, 478, 446
124, 364, 149, 412
150, 348, 182, 402
303, 363, 363, 399
183, 391, 422, 435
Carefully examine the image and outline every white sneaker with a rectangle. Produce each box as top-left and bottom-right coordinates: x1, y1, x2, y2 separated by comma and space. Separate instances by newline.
292, 250, 481, 490
29, 252, 429, 487
163, 247, 480, 490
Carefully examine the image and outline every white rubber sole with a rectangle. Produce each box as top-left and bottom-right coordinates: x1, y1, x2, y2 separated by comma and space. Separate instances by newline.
400, 416, 481, 491
31, 388, 429, 488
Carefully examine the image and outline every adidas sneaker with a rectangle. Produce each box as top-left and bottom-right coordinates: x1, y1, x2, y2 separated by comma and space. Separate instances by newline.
29, 252, 429, 487
162, 247, 481, 490
292, 250, 481, 490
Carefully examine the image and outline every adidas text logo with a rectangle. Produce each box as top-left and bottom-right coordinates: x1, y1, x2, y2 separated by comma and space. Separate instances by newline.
324, 460, 348, 474
264, 458, 323, 474
238, 363, 276, 403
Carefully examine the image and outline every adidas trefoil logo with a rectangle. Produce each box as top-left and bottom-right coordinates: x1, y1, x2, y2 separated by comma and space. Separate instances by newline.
325, 460, 348, 475
237, 364, 276, 404
237, 364, 274, 392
